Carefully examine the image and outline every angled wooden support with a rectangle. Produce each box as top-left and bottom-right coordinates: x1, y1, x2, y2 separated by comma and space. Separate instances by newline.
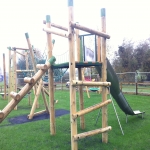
10, 92, 20, 101
70, 21, 110, 39
72, 100, 112, 119
24, 77, 35, 84
73, 126, 112, 141
0, 111, 4, 119
72, 80, 111, 86
43, 20, 68, 31
28, 79, 43, 119
36, 64, 49, 70
41, 88, 49, 112
28, 109, 47, 118
16, 51, 26, 57
43, 27, 70, 38
0, 56, 56, 123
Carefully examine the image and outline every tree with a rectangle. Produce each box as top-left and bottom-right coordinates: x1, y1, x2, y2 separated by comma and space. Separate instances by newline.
112, 38, 150, 81
112, 39, 137, 72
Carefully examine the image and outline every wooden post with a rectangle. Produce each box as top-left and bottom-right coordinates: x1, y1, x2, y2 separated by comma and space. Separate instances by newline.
8, 47, 17, 110
101, 8, 108, 143
8, 47, 12, 102
78, 68, 85, 129
97, 36, 101, 62
76, 26, 85, 129
3, 53, 7, 100
68, 0, 78, 149
46, 15, 55, 135
136, 82, 138, 95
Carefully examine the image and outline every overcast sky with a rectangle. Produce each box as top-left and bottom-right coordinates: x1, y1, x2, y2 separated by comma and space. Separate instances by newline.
0, 0, 150, 72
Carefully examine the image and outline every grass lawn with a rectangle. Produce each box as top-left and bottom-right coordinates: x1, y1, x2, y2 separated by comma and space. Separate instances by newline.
0, 90, 150, 150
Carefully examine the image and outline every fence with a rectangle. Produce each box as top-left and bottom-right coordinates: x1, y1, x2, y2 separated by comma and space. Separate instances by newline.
116, 72, 150, 95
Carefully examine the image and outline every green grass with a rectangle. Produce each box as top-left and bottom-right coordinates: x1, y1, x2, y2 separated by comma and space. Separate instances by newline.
0, 91, 150, 150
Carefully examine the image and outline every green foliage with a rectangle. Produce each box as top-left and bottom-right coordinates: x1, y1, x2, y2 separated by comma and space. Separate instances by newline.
0, 91, 150, 150
113, 38, 150, 74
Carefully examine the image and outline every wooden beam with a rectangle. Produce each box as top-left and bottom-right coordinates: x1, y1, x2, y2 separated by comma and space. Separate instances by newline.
97, 36, 101, 62
0, 111, 4, 119
43, 20, 68, 31
70, 21, 110, 39
78, 68, 85, 129
72, 100, 112, 119
101, 8, 108, 143
72, 80, 111, 86
0, 56, 56, 123
43, 27, 70, 38
29, 109, 47, 117
73, 126, 112, 141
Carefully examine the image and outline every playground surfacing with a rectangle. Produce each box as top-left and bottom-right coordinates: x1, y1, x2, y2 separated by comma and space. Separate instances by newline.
8, 109, 69, 125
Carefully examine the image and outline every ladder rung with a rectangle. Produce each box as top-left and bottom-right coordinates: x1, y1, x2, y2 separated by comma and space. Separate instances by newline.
73, 126, 112, 141
72, 100, 112, 119
10, 92, 20, 100
72, 80, 111, 86
24, 77, 35, 84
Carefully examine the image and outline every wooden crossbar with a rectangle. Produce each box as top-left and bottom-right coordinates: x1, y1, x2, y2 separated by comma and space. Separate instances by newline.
43, 20, 68, 31
72, 100, 112, 119
43, 27, 70, 38
27, 109, 47, 118
73, 126, 112, 141
16, 70, 34, 72
70, 21, 110, 39
72, 80, 111, 86
12, 47, 29, 50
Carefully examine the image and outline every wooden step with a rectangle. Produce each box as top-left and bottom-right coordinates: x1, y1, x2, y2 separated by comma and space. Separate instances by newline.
72, 100, 112, 119
73, 126, 112, 141
72, 80, 111, 86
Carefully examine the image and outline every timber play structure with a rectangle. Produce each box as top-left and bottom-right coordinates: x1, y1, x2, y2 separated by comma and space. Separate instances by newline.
0, 1, 145, 150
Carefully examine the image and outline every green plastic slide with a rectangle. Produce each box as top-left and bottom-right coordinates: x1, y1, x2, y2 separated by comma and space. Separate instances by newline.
96, 59, 144, 115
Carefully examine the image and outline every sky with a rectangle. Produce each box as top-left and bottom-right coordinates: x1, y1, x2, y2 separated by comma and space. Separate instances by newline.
0, 0, 150, 73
